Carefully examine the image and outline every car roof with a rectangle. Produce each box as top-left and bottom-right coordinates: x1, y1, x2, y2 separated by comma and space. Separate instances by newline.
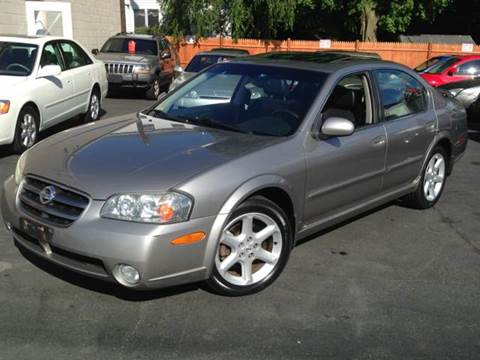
0, 34, 64, 45
195, 50, 249, 57
452, 54, 480, 61
112, 33, 159, 40
232, 51, 388, 73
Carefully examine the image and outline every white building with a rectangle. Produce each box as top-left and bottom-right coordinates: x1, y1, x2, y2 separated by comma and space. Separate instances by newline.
124, 0, 162, 33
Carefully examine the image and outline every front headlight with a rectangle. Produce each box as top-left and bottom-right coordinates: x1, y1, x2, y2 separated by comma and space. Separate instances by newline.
0, 100, 10, 115
15, 151, 27, 185
448, 88, 463, 97
133, 64, 152, 73
100, 192, 193, 224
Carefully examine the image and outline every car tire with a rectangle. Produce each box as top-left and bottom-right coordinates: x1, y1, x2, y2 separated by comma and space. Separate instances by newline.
12, 105, 39, 154
206, 196, 293, 296
404, 146, 448, 209
146, 76, 161, 100
83, 88, 101, 123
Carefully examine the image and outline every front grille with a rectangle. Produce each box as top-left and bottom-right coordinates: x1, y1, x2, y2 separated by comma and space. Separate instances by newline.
105, 62, 134, 74
18, 177, 89, 227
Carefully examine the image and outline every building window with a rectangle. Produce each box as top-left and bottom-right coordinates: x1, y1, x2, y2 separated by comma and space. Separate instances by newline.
147, 10, 159, 27
134, 9, 146, 28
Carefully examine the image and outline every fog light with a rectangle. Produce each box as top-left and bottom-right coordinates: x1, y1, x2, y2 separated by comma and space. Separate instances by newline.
114, 264, 140, 286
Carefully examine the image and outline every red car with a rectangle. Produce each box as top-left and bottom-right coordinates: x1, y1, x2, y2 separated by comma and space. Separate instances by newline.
420, 55, 480, 87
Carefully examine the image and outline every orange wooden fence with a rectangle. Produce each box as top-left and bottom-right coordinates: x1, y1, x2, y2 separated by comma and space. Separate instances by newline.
173, 37, 480, 69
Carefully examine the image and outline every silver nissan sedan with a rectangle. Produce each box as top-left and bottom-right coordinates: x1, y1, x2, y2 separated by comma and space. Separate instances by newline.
2, 52, 468, 296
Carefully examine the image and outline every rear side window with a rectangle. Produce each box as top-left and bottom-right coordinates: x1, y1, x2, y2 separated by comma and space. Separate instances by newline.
59, 41, 92, 69
374, 70, 428, 121
456, 60, 480, 75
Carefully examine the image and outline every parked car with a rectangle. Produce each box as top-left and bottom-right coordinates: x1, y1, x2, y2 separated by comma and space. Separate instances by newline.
2, 52, 467, 296
438, 78, 480, 119
0, 35, 107, 153
414, 55, 454, 74
420, 55, 480, 87
169, 49, 249, 92
316, 50, 381, 59
94, 33, 179, 99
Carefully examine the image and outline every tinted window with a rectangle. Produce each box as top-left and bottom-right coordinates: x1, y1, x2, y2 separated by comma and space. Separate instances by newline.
40, 43, 63, 69
59, 41, 92, 69
155, 63, 326, 137
185, 54, 235, 72
375, 70, 428, 121
0, 42, 38, 76
415, 57, 443, 72
425, 57, 458, 74
101, 38, 158, 55
456, 60, 480, 75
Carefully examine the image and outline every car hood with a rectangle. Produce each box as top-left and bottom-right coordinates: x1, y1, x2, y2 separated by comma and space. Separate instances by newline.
96, 52, 156, 64
420, 73, 445, 87
23, 114, 281, 199
0, 75, 28, 93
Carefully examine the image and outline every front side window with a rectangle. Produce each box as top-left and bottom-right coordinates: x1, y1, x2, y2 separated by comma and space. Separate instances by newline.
0, 42, 38, 76
59, 41, 92, 69
322, 73, 373, 128
40, 43, 63, 69
425, 57, 458, 74
456, 60, 480, 76
153, 63, 326, 137
375, 70, 428, 121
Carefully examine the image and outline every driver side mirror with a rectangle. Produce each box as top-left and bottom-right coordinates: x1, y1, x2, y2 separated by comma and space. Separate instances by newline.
161, 50, 172, 59
173, 65, 183, 78
447, 68, 457, 76
313, 117, 355, 138
37, 65, 62, 78
91, 48, 99, 55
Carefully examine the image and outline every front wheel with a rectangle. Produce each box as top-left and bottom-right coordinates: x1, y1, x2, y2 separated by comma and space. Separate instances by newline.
207, 197, 293, 296
12, 105, 39, 154
404, 146, 447, 209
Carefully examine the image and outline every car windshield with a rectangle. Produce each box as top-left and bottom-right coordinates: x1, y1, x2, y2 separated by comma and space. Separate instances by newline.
425, 57, 459, 74
100, 38, 158, 55
0, 42, 38, 76
152, 63, 326, 137
185, 54, 236, 72
415, 57, 445, 72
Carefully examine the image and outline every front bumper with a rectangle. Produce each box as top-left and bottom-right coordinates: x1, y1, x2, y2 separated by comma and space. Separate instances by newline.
107, 72, 156, 89
0, 111, 17, 146
2, 175, 220, 289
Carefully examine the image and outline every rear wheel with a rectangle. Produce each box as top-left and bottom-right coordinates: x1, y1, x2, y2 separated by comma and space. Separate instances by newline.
83, 88, 101, 123
207, 197, 292, 296
12, 105, 39, 154
405, 146, 447, 209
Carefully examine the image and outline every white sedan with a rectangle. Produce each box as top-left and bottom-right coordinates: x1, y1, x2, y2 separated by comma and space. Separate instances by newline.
0, 35, 108, 152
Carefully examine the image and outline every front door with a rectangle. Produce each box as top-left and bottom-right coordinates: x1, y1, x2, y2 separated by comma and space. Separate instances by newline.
34, 41, 75, 127
303, 73, 387, 227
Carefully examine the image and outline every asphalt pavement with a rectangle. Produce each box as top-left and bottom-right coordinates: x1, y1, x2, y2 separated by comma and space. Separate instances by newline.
0, 95, 479, 359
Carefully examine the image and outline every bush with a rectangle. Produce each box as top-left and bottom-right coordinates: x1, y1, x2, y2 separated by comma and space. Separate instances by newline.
135, 26, 164, 36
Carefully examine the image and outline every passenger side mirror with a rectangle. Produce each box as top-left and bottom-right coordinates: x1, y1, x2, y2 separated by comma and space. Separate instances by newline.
37, 65, 62, 78
91, 48, 99, 55
173, 65, 183, 78
447, 69, 457, 76
320, 117, 355, 137
161, 50, 172, 59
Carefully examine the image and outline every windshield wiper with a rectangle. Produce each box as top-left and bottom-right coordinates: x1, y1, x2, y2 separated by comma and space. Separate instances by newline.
183, 116, 242, 133
146, 109, 186, 123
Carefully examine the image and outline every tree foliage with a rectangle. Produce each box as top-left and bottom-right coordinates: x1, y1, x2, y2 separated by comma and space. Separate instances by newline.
159, 0, 452, 41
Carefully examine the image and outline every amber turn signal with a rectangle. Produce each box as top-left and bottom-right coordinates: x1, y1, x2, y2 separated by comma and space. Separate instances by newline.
171, 231, 206, 245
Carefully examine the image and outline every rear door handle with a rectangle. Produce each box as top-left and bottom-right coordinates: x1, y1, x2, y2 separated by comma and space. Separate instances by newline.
371, 136, 386, 147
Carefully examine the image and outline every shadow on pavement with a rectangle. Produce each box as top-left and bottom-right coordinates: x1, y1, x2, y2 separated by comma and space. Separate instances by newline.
17, 243, 201, 301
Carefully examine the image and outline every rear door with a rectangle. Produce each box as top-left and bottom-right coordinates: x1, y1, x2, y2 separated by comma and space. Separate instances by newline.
58, 40, 94, 115
373, 69, 435, 190
303, 72, 387, 226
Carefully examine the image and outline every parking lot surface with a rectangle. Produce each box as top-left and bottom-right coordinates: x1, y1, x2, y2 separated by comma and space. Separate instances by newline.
0, 96, 479, 359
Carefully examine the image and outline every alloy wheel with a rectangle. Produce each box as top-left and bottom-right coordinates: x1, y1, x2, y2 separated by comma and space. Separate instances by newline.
423, 153, 446, 202
20, 113, 37, 148
215, 212, 283, 286
90, 93, 100, 120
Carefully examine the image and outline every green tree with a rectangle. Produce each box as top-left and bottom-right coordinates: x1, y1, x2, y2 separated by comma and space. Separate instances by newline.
318, 0, 451, 41
159, 0, 313, 40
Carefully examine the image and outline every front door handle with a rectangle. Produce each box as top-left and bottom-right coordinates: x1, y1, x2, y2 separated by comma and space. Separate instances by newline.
371, 135, 386, 147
